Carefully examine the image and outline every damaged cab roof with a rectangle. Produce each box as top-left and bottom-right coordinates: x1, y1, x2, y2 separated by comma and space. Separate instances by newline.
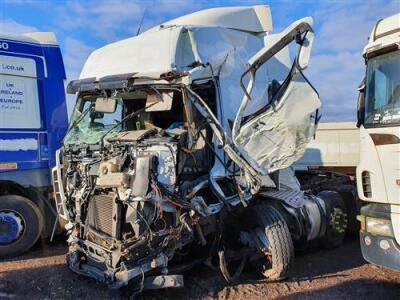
70, 5, 273, 91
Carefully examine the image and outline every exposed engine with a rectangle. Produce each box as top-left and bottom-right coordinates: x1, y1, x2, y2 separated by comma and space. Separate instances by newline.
51, 13, 350, 295
60, 127, 217, 287
53, 86, 347, 293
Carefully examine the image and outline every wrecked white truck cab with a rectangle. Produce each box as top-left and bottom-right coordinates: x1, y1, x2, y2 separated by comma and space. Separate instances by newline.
53, 6, 347, 293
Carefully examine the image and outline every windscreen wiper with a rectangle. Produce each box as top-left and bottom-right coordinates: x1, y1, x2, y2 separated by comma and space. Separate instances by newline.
65, 104, 93, 135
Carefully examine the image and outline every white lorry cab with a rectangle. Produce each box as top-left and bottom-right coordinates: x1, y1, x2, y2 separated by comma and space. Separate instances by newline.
53, 6, 351, 293
356, 13, 400, 271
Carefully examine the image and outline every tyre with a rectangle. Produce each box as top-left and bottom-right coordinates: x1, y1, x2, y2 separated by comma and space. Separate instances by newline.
250, 204, 294, 281
0, 195, 44, 257
336, 185, 359, 232
317, 191, 347, 249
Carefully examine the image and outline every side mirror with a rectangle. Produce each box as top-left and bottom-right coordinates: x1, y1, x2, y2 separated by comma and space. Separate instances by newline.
95, 97, 117, 113
356, 80, 365, 128
297, 31, 314, 70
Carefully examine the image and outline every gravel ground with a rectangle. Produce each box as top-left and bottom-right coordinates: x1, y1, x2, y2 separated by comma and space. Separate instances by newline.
0, 236, 399, 299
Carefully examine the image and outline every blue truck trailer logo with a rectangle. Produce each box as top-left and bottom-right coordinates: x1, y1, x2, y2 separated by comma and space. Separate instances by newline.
0, 32, 68, 257
0, 42, 9, 50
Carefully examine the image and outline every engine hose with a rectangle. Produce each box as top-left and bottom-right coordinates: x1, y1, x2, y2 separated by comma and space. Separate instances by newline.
156, 183, 191, 208
218, 249, 247, 283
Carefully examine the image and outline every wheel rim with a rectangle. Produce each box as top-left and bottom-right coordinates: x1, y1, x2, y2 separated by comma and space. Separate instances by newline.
329, 208, 347, 234
0, 210, 25, 244
253, 227, 271, 253
250, 227, 273, 274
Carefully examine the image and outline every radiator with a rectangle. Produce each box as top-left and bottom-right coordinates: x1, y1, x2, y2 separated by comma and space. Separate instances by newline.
87, 193, 120, 238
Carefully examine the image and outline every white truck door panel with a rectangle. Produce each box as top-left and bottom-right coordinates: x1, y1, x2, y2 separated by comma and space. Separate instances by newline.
235, 70, 320, 174
232, 17, 321, 175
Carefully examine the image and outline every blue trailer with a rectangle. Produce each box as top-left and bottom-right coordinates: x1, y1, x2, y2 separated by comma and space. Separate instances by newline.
0, 32, 68, 257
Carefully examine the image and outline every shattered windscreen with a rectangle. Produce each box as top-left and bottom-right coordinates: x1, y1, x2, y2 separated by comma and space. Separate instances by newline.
64, 96, 123, 145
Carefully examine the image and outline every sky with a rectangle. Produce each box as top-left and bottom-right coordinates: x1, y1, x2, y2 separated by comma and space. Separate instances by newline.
1, 0, 399, 122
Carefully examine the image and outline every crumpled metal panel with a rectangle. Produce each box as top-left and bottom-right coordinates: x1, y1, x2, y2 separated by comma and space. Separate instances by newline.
234, 70, 321, 175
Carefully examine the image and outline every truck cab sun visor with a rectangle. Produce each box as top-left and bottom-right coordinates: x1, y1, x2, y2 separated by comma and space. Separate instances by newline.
67, 73, 138, 94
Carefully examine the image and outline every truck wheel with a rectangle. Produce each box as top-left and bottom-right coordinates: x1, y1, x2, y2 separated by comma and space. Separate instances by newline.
0, 195, 44, 257
337, 185, 359, 232
317, 191, 347, 249
251, 205, 294, 281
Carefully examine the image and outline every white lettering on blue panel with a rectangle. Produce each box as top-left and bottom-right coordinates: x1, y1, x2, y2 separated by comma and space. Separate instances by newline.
0, 42, 9, 50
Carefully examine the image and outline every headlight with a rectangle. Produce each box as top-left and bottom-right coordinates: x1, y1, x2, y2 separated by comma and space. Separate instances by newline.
366, 217, 394, 237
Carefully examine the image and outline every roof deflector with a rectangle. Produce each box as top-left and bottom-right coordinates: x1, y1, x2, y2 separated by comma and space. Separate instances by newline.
146, 5, 272, 34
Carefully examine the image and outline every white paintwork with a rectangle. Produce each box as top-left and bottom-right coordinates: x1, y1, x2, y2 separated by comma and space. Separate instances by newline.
247, 17, 313, 67
79, 5, 273, 82
357, 126, 400, 204
363, 13, 400, 56
0, 138, 38, 151
296, 122, 360, 168
357, 13, 400, 204
357, 126, 390, 203
76, 6, 319, 182
78, 13, 277, 130
357, 14, 400, 246
231, 17, 320, 175
145, 5, 272, 34
79, 27, 182, 80
23, 32, 58, 45
0, 32, 58, 45
235, 69, 321, 175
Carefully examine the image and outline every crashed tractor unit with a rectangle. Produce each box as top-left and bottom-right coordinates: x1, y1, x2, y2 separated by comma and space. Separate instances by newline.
52, 6, 348, 292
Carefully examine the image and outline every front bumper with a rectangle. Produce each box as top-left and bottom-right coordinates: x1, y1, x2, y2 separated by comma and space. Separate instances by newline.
360, 231, 400, 272
67, 250, 184, 290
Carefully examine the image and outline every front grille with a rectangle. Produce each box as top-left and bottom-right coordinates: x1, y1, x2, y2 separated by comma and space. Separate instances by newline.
361, 171, 372, 198
52, 150, 70, 221
87, 194, 116, 237
52, 165, 68, 221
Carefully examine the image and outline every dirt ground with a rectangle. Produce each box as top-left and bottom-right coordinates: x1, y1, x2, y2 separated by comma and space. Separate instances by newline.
0, 236, 399, 299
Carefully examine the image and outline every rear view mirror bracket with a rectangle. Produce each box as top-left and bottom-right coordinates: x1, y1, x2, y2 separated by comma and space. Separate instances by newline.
234, 17, 315, 142
295, 31, 303, 45
356, 79, 366, 128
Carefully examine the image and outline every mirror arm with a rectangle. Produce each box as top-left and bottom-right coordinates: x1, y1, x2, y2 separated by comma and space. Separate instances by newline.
295, 31, 303, 45
233, 17, 314, 142
232, 70, 255, 142
245, 17, 313, 74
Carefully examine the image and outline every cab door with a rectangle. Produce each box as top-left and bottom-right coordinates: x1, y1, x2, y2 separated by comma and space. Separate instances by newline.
232, 17, 321, 175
